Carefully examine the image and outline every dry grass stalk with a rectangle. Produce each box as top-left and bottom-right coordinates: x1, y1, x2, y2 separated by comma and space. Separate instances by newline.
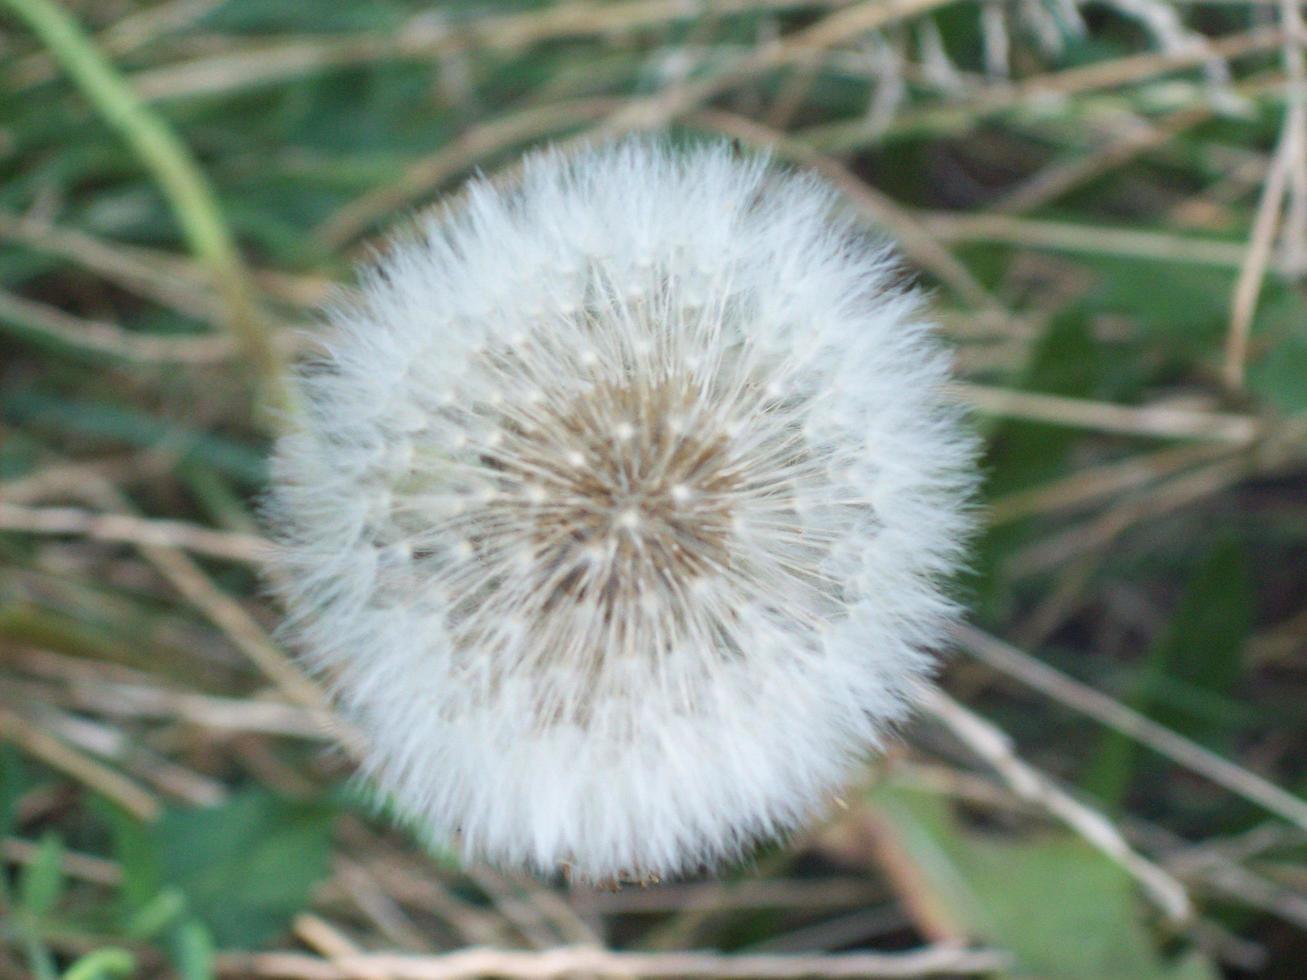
920, 211, 1252, 267
0, 502, 269, 563
954, 383, 1259, 443
213, 943, 1014, 979
955, 624, 1307, 834
0, 707, 161, 821
917, 687, 1192, 923
1223, 0, 1307, 389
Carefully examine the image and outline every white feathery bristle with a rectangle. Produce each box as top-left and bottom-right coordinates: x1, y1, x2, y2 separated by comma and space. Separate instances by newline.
268, 139, 977, 883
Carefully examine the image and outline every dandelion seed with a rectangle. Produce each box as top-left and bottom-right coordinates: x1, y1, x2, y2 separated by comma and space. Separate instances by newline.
269, 140, 977, 883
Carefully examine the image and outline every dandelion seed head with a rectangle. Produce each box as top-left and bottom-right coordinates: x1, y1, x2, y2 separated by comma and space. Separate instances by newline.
270, 140, 976, 882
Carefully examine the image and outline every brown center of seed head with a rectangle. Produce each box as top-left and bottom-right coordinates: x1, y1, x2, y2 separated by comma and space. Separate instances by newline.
503, 377, 741, 614
431, 373, 752, 723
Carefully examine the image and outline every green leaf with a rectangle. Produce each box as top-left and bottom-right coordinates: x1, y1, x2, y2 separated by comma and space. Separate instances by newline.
1248, 334, 1307, 417
105, 801, 162, 915
986, 311, 1102, 496
123, 888, 187, 940
2, 387, 267, 487
0, 744, 26, 835
870, 785, 1216, 979
974, 312, 1102, 615
24, 933, 58, 980
0, 744, 29, 901
1085, 256, 1235, 349
168, 919, 217, 980
155, 790, 334, 948
61, 948, 135, 980
198, 0, 409, 33
18, 832, 66, 921
1086, 538, 1253, 806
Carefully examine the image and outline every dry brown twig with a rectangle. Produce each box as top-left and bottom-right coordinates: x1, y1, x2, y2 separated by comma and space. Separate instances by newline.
336, 822, 513, 948
1007, 456, 1250, 577
1275, 0, 1307, 273
41, 474, 361, 758
954, 383, 1260, 444
29, 701, 227, 807
806, 25, 1288, 152
742, 907, 907, 956
319, 2, 967, 257
332, 858, 438, 953
315, 97, 623, 248
53, 679, 326, 739
0, 288, 238, 363
572, 877, 879, 916
0, 454, 170, 505
1223, 0, 1307, 390
1136, 823, 1307, 931
136, 536, 356, 750
293, 914, 392, 980
214, 943, 1013, 979
987, 441, 1234, 525
955, 624, 1307, 835
2, 835, 123, 886
685, 109, 1005, 316
916, 687, 1193, 923
993, 69, 1286, 218
6, 0, 221, 87
919, 211, 1252, 268
998, 104, 1211, 215
0, 501, 270, 564
1171, 150, 1270, 229
122, 0, 859, 102
0, 208, 215, 318
0, 706, 161, 821
1224, 132, 1294, 390
0, 207, 326, 318
463, 867, 571, 951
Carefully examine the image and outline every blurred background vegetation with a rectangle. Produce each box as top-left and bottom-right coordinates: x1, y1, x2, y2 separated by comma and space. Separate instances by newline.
1, 0, 1306, 976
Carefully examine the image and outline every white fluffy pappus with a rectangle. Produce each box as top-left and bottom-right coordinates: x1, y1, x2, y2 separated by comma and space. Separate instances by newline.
269, 140, 977, 883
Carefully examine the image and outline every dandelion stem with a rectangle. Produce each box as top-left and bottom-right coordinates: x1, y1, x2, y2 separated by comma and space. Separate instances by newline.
1, 0, 292, 423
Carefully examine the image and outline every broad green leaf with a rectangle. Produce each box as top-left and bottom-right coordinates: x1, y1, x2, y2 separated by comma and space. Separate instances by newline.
1086, 538, 1252, 806
870, 785, 1216, 979
198, 0, 409, 33
2, 388, 267, 487
61, 948, 135, 980
18, 833, 66, 921
974, 312, 1102, 615
986, 310, 1102, 495
1085, 256, 1235, 349
169, 919, 217, 980
155, 790, 334, 948
24, 934, 58, 980
0, 745, 28, 901
104, 797, 162, 915
1248, 324, 1307, 417
124, 888, 188, 940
